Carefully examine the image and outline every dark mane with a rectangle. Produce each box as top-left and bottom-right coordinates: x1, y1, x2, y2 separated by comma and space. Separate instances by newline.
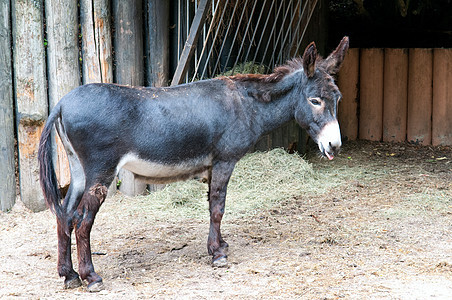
220, 58, 305, 83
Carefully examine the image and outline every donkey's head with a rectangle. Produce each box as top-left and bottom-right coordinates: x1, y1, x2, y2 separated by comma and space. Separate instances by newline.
294, 37, 349, 160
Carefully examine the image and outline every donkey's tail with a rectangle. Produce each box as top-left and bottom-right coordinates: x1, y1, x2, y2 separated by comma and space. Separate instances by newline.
38, 104, 63, 218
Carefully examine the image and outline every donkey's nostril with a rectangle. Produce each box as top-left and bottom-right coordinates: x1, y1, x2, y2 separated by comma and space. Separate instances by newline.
329, 142, 340, 154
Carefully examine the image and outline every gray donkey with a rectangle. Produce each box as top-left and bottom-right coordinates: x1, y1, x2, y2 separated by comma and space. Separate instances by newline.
39, 37, 349, 291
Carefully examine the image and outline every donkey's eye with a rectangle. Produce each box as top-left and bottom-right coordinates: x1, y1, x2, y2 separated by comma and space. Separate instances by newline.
309, 97, 322, 106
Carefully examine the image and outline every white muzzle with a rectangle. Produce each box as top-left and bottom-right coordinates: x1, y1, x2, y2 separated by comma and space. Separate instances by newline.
317, 120, 341, 160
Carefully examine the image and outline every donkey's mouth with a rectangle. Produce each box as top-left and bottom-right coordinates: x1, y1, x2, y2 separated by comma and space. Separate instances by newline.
324, 150, 335, 160
319, 143, 335, 160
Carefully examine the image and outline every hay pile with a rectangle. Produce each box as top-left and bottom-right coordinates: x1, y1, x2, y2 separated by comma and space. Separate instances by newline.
129, 149, 339, 221
220, 61, 266, 77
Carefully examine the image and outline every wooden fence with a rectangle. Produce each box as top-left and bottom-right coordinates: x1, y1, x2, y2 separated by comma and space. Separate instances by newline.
0, 0, 169, 212
338, 48, 452, 146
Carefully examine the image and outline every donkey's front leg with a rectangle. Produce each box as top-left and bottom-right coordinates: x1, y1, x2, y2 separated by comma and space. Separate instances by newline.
74, 184, 107, 292
207, 160, 236, 267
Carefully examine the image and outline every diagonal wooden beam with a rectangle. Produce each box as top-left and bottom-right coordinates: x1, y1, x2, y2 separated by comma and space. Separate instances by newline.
171, 0, 211, 86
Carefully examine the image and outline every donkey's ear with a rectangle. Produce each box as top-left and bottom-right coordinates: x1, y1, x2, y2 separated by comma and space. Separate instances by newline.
302, 42, 317, 78
323, 36, 349, 75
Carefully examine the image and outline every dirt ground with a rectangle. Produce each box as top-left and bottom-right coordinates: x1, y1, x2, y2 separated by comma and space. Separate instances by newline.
1, 140, 451, 299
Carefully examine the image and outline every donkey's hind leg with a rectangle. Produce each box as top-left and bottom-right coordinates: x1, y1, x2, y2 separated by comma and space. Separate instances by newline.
57, 184, 84, 289
55, 119, 85, 289
74, 178, 110, 292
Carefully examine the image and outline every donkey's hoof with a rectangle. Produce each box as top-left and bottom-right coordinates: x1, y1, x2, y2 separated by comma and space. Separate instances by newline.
87, 281, 104, 292
212, 255, 228, 268
64, 277, 82, 289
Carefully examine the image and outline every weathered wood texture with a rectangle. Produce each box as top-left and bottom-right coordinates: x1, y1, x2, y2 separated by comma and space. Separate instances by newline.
80, 0, 113, 84
432, 49, 452, 146
80, 0, 115, 195
359, 48, 384, 141
144, 0, 170, 193
383, 49, 408, 142
0, 1, 16, 212
338, 47, 452, 146
407, 49, 433, 145
147, 0, 169, 87
113, 0, 147, 196
337, 48, 359, 141
45, 0, 81, 187
12, 0, 48, 212
113, 0, 144, 85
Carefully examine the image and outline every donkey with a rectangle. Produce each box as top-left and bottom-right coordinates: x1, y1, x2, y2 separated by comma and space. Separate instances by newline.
38, 37, 349, 291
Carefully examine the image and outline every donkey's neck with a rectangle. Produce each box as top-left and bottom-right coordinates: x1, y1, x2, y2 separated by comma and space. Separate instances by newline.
237, 71, 304, 137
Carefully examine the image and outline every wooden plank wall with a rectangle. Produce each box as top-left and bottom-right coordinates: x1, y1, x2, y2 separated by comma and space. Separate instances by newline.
432, 49, 452, 146
113, 0, 148, 196
80, 0, 116, 195
359, 49, 384, 141
46, 0, 81, 192
0, 1, 16, 212
12, 0, 48, 212
146, 0, 170, 87
338, 48, 452, 146
337, 48, 359, 141
0, 0, 171, 211
383, 49, 408, 142
407, 49, 433, 145
80, 0, 113, 85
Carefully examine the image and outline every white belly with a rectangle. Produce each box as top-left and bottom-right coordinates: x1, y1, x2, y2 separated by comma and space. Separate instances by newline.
116, 153, 211, 183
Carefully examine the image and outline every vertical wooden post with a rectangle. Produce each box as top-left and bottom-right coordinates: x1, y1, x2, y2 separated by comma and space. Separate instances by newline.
145, 0, 170, 192
12, 0, 48, 212
113, 0, 144, 85
407, 49, 433, 145
113, 0, 147, 196
0, 1, 16, 212
80, 0, 113, 84
338, 48, 359, 141
383, 48, 408, 142
432, 49, 452, 146
147, 0, 169, 87
80, 0, 116, 195
359, 48, 384, 141
45, 0, 81, 187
